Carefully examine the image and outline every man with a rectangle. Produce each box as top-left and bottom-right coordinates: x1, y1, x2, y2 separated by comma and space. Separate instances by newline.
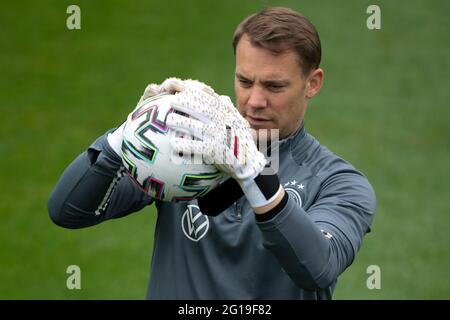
48, 7, 376, 299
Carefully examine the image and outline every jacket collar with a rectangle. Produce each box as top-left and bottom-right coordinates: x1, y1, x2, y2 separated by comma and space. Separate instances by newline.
258, 122, 315, 163
278, 122, 316, 163
279, 122, 306, 146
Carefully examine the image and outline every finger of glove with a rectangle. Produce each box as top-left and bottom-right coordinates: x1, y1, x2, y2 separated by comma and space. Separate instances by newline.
233, 108, 251, 128
219, 95, 239, 116
218, 95, 250, 130
184, 79, 216, 96
233, 126, 257, 151
160, 77, 186, 93
170, 136, 205, 157
169, 100, 214, 126
174, 89, 225, 122
139, 83, 160, 103
228, 105, 251, 129
166, 113, 208, 140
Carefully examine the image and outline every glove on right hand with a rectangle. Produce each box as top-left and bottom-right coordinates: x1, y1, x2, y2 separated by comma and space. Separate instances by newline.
167, 88, 267, 182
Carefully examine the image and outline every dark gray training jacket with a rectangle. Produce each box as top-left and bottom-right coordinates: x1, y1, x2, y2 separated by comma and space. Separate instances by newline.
48, 124, 376, 299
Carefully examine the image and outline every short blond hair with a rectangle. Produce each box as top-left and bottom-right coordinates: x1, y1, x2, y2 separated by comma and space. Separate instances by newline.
232, 7, 321, 75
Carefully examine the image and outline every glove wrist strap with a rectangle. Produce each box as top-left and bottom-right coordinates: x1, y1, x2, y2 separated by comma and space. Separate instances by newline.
240, 169, 283, 208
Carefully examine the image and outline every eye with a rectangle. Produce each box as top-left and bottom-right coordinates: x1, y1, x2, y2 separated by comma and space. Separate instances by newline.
267, 84, 284, 92
238, 78, 252, 88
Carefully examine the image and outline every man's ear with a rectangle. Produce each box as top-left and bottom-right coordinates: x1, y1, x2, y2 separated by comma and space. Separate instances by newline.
306, 68, 324, 99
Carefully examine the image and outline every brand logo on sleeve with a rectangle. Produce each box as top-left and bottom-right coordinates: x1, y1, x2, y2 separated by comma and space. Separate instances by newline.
283, 180, 304, 207
181, 204, 209, 242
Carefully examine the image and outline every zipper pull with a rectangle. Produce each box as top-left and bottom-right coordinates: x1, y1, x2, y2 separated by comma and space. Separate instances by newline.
235, 201, 242, 220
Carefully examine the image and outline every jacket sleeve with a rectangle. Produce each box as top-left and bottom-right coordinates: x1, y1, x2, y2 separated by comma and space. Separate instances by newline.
256, 171, 376, 291
48, 130, 153, 229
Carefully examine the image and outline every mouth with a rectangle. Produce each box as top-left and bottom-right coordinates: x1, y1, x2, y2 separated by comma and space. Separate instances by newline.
245, 115, 271, 127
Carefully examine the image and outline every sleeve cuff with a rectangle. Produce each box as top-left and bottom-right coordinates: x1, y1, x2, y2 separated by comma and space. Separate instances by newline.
255, 191, 289, 222
198, 178, 244, 216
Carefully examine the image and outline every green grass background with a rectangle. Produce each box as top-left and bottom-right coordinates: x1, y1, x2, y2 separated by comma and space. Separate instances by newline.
1, 0, 449, 299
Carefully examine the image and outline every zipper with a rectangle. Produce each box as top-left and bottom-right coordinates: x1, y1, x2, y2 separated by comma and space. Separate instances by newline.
235, 201, 242, 220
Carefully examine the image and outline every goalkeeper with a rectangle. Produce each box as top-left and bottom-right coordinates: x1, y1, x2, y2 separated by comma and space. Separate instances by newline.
48, 7, 376, 299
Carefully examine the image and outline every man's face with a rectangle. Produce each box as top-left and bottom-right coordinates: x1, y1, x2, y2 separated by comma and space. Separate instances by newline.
234, 35, 321, 139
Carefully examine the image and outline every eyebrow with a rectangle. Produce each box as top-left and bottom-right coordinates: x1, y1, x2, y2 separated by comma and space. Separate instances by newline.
235, 72, 290, 86
262, 79, 290, 87
235, 73, 250, 81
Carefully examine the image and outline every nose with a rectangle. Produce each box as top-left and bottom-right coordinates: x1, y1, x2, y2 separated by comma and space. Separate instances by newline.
247, 86, 268, 109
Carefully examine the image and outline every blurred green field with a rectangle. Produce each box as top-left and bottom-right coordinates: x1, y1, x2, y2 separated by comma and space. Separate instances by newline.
1, 0, 449, 299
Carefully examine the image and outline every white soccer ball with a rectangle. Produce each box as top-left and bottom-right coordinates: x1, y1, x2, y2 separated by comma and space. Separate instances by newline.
121, 93, 223, 202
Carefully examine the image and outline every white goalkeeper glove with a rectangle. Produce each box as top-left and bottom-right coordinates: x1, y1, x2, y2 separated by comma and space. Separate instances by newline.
108, 77, 215, 156
167, 88, 282, 208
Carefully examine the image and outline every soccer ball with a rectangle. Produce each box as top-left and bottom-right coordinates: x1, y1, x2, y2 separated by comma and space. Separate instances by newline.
121, 92, 223, 202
